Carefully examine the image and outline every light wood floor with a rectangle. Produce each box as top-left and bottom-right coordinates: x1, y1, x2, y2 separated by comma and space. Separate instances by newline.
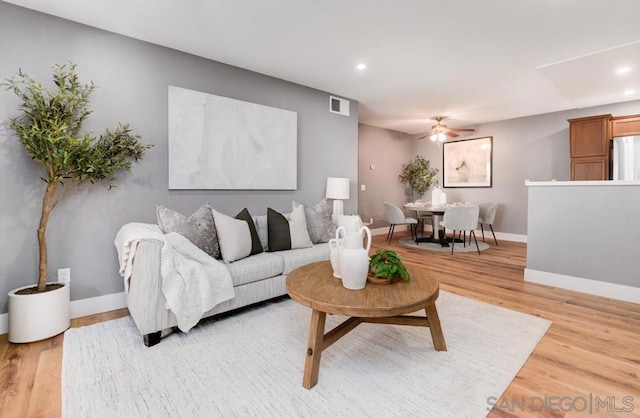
1, 233, 639, 417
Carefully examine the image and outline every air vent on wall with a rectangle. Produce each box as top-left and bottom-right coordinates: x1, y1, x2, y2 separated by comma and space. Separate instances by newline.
329, 96, 350, 116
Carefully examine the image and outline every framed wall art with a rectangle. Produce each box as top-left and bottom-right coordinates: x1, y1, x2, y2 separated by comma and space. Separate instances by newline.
443, 136, 493, 188
168, 85, 298, 190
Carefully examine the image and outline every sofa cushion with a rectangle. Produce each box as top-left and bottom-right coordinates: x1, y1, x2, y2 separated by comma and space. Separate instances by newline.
224, 252, 285, 287
156, 203, 220, 259
267, 205, 313, 251
293, 198, 336, 243
276, 243, 330, 275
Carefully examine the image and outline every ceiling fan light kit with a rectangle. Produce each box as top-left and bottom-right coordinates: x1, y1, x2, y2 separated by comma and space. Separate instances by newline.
430, 132, 448, 142
419, 116, 475, 142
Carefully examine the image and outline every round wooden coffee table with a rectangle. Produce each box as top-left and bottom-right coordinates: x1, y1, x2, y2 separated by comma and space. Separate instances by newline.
286, 261, 447, 389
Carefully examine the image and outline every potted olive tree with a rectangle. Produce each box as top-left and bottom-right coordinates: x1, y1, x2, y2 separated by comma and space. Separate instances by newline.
2, 63, 151, 343
398, 155, 439, 200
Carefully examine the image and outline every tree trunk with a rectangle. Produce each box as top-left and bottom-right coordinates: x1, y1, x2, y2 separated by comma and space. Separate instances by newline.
37, 183, 57, 292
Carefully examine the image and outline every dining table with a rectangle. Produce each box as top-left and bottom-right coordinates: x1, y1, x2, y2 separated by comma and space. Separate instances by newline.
404, 202, 470, 246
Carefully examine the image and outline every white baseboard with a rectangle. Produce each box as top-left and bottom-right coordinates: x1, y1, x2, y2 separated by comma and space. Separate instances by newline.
369, 225, 409, 236
0, 291, 127, 336
70, 291, 127, 319
525, 268, 640, 304
486, 231, 527, 243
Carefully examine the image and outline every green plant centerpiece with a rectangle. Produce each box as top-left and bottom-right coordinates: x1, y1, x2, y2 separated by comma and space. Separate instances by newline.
368, 249, 410, 284
2, 63, 152, 295
398, 155, 439, 200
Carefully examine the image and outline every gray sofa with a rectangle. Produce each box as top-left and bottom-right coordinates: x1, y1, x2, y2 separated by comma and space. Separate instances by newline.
125, 226, 330, 346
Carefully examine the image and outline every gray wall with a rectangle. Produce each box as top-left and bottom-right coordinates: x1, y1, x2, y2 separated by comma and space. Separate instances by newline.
527, 183, 640, 288
0, 3, 358, 313
358, 101, 640, 235
358, 124, 414, 229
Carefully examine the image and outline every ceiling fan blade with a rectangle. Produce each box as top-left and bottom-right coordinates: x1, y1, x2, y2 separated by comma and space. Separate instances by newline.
449, 128, 475, 132
445, 131, 459, 138
417, 134, 429, 140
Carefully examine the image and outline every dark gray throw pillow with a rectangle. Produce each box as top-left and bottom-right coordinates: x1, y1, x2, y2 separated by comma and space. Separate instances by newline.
235, 208, 263, 256
267, 208, 292, 252
267, 205, 313, 251
156, 202, 221, 259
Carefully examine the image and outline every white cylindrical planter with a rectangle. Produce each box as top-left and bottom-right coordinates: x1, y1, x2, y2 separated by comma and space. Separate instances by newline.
8, 282, 70, 343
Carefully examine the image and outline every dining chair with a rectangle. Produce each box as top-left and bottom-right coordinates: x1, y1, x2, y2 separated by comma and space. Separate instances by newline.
384, 202, 418, 244
478, 202, 499, 246
439, 205, 480, 254
415, 199, 433, 238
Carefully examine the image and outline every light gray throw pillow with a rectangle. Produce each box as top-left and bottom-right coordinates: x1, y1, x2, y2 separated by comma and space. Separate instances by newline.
292, 198, 336, 243
156, 203, 221, 259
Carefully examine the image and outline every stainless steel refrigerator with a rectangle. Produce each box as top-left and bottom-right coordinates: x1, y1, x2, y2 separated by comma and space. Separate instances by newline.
612, 136, 640, 180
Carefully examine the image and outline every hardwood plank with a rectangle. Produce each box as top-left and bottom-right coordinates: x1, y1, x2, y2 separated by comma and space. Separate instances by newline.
0, 335, 60, 418
27, 346, 62, 418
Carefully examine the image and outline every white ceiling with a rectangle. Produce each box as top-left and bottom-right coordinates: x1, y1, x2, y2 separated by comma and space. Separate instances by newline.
5, 0, 640, 134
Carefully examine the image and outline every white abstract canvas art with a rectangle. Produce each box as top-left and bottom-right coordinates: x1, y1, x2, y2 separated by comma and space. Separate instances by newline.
168, 86, 297, 190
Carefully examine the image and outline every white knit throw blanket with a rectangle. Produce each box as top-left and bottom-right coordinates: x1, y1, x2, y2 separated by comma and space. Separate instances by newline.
115, 223, 235, 332
160, 232, 235, 332
114, 223, 164, 291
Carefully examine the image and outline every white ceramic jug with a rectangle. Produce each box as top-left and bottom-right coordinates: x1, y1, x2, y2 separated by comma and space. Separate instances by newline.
337, 226, 372, 290
328, 238, 343, 279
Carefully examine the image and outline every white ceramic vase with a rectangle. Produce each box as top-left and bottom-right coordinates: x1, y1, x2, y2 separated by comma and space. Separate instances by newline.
338, 226, 372, 290
328, 238, 344, 278
8, 282, 71, 343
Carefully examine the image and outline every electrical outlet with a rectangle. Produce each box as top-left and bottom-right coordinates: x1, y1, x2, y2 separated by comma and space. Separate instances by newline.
369, 218, 374, 224
58, 268, 71, 284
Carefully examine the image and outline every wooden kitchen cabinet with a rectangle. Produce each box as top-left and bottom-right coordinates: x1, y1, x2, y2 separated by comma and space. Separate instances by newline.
568, 114, 611, 180
571, 159, 607, 181
612, 114, 640, 137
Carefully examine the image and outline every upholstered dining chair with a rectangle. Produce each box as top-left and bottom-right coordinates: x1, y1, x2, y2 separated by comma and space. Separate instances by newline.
384, 202, 418, 244
478, 202, 499, 246
415, 199, 433, 238
439, 205, 480, 254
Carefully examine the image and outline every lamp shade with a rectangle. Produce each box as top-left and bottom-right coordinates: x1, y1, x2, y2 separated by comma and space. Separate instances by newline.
325, 177, 350, 200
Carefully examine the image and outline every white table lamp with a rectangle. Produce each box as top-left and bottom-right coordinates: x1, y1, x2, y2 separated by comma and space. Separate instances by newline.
325, 177, 350, 217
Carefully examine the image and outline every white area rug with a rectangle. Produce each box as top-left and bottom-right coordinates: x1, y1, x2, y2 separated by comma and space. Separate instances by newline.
63, 292, 550, 417
400, 236, 490, 253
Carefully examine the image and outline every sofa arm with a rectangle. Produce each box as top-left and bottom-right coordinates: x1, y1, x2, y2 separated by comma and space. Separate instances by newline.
126, 239, 178, 339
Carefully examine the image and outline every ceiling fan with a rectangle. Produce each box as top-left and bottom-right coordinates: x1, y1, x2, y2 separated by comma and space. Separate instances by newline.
418, 116, 475, 142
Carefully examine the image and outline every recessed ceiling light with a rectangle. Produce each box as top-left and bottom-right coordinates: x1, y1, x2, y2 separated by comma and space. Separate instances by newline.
356, 63, 367, 71
616, 67, 631, 74
624, 89, 635, 96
